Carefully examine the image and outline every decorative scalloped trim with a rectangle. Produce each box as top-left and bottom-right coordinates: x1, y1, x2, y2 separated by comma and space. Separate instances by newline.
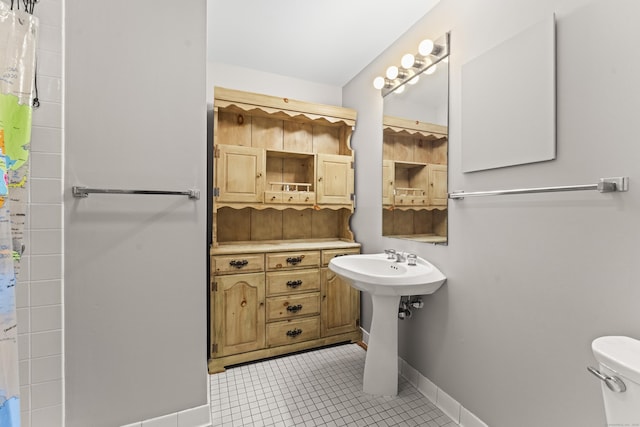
218, 102, 356, 126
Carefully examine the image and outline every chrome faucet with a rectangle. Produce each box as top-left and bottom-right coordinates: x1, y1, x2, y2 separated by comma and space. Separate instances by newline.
384, 249, 417, 263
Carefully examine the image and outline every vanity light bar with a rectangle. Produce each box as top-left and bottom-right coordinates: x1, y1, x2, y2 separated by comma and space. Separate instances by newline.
373, 32, 450, 97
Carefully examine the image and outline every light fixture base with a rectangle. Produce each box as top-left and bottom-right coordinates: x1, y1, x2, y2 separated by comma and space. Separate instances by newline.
381, 32, 449, 97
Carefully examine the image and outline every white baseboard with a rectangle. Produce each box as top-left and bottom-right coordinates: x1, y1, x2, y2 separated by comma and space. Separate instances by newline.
398, 358, 489, 427
121, 403, 211, 427
361, 328, 370, 345
360, 327, 488, 427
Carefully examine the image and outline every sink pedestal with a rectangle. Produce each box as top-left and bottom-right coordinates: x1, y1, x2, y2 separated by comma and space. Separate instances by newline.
363, 294, 401, 396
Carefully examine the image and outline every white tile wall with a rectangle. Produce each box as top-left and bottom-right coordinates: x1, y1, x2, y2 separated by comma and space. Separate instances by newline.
15, 1, 65, 426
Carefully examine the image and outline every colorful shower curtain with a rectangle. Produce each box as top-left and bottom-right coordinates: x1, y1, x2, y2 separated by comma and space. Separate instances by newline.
0, 1, 38, 425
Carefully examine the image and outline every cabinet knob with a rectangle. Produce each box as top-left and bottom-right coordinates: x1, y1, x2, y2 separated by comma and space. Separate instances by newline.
318, 177, 323, 182
256, 172, 262, 178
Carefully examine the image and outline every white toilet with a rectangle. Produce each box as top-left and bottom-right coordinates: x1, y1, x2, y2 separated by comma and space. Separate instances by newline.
590, 336, 640, 425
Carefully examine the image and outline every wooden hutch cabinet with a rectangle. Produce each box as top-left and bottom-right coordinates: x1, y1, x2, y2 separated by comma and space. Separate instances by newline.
209, 87, 361, 373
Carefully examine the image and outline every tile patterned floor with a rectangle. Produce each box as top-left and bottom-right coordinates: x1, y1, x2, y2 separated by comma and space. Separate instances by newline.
210, 343, 457, 427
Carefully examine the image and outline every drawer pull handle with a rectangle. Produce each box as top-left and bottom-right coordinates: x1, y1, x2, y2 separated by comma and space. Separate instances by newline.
229, 259, 248, 268
333, 253, 351, 258
286, 304, 303, 313
287, 280, 303, 288
286, 256, 304, 265
286, 328, 302, 337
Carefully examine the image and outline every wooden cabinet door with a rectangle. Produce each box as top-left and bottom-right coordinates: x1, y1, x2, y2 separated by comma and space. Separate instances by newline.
215, 145, 264, 203
382, 160, 394, 206
316, 154, 353, 205
429, 164, 448, 206
211, 272, 265, 357
320, 267, 359, 337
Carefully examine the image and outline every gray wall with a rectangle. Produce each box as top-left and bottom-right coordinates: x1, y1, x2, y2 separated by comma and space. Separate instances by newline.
65, 1, 208, 426
344, 0, 640, 426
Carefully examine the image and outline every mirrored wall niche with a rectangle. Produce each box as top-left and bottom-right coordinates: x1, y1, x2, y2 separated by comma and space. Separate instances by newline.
381, 33, 449, 243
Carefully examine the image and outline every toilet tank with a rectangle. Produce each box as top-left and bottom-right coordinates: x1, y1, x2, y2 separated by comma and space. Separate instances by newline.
591, 336, 640, 426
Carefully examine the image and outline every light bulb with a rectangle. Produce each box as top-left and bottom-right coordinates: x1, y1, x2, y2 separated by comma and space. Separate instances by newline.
418, 39, 434, 56
373, 76, 385, 90
386, 66, 399, 79
425, 64, 437, 75
401, 53, 415, 69
408, 75, 420, 85
394, 85, 405, 94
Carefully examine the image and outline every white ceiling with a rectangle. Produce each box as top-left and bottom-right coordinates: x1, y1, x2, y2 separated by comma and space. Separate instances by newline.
207, 0, 441, 87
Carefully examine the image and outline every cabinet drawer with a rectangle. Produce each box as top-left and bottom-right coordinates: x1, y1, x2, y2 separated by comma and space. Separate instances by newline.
266, 250, 320, 270
266, 269, 320, 296
266, 292, 320, 321
264, 192, 315, 205
265, 192, 283, 203
322, 248, 360, 266
212, 253, 264, 275
266, 316, 320, 348
285, 192, 315, 204
297, 192, 315, 205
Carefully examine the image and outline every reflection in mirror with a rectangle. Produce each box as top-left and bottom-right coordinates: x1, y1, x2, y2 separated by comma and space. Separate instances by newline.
382, 33, 449, 243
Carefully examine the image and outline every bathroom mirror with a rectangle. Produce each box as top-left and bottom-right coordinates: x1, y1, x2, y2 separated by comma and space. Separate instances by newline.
382, 33, 449, 243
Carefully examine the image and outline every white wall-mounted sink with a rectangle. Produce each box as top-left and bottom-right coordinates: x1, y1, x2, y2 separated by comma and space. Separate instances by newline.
329, 252, 446, 396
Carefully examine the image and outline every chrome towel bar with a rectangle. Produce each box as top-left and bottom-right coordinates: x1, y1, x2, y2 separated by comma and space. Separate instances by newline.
449, 176, 628, 200
72, 186, 200, 200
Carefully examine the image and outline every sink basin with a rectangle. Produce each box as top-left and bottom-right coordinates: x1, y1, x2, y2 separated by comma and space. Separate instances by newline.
329, 252, 446, 396
328, 253, 446, 296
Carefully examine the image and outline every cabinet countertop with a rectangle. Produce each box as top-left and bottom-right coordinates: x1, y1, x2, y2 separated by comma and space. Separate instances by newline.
211, 239, 360, 256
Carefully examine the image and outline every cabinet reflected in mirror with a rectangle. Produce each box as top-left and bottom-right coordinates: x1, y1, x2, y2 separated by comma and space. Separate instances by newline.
382, 36, 449, 243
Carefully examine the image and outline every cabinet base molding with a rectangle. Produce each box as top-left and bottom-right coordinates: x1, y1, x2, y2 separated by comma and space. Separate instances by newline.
208, 330, 362, 374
